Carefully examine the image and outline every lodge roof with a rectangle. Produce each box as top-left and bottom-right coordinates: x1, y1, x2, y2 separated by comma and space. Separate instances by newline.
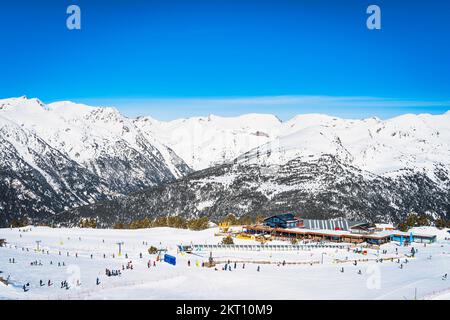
263, 214, 299, 223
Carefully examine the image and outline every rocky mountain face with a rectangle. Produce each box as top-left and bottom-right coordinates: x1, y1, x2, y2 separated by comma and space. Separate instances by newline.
0, 97, 191, 227
54, 153, 450, 228
1, 96, 450, 227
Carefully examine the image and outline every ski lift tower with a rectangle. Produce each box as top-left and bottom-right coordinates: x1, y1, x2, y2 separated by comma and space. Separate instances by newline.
116, 241, 124, 257
36, 240, 42, 252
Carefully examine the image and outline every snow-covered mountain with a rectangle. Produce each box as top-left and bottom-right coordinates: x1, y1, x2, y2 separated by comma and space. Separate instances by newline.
0, 97, 191, 226
55, 107, 450, 226
2, 96, 450, 226
133, 113, 281, 170
135, 111, 450, 178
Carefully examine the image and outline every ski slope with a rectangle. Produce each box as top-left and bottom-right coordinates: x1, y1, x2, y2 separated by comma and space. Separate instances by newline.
0, 226, 449, 300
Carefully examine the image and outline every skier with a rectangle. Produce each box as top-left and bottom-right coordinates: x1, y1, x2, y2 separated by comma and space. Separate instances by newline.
443, 273, 448, 280
40, 280, 44, 286
234, 262, 236, 269
257, 266, 260, 272
242, 263, 245, 269
400, 264, 403, 269
48, 280, 52, 286
96, 277, 100, 286
340, 267, 344, 273
140, 253, 142, 259
91, 254, 93, 259
357, 270, 362, 275
188, 260, 191, 267
23, 284, 28, 292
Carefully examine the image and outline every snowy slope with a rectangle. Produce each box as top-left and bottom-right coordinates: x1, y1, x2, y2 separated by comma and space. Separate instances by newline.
133, 113, 281, 170
59, 111, 450, 225
135, 110, 450, 180
0, 226, 449, 300
2, 96, 450, 226
240, 112, 450, 179
0, 97, 192, 226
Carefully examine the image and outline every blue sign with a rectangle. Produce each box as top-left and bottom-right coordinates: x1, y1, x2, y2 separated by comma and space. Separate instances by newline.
164, 254, 176, 266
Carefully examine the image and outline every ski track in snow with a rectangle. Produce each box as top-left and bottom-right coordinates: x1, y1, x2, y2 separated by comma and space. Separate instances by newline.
0, 226, 449, 300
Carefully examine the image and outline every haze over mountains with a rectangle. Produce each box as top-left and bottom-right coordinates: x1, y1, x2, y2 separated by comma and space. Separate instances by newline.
1, 96, 449, 227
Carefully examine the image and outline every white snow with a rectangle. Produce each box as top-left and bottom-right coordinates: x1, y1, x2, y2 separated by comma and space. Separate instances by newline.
2, 97, 450, 181
0, 226, 449, 300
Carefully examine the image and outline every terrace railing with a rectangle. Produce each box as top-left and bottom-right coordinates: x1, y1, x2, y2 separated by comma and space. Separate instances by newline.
186, 243, 349, 252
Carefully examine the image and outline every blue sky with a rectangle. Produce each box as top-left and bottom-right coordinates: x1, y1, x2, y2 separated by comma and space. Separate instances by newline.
1, 0, 449, 120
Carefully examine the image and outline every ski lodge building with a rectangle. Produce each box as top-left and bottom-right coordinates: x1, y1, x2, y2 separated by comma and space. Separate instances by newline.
244, 214, 437, 245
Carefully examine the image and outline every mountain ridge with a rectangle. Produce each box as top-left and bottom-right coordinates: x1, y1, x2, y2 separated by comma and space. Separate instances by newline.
1, 96, 450, 227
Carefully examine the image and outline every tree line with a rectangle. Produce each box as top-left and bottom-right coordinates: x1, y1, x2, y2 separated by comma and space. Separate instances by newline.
397, 213, 449, 231
112, 216, 209, 231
